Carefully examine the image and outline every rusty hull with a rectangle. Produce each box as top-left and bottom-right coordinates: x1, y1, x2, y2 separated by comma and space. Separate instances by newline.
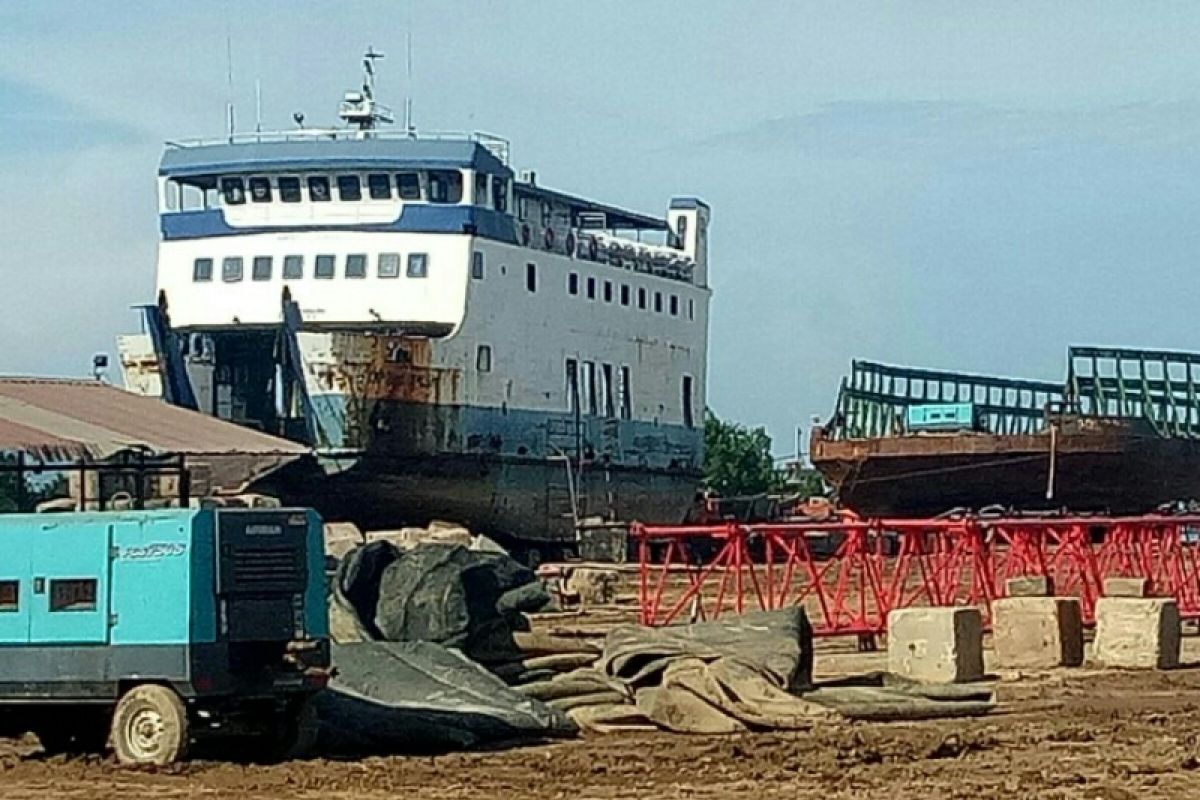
810, 416, 1200, 517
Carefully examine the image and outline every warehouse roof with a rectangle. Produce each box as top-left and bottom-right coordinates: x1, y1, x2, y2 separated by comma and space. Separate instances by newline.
0, 377, 308, 462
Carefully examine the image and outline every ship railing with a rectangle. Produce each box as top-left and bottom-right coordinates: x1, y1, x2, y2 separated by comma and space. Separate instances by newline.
576, 230, 695, 283
822, 360, 1064, 441
165, 129, 512, 164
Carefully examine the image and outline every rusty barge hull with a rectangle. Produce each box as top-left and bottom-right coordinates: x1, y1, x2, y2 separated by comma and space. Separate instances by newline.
811, 418, 1200, 517
812, 348, 1200, 518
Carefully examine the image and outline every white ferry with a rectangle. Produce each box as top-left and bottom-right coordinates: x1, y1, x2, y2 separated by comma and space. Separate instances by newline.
120, 52, 710, 549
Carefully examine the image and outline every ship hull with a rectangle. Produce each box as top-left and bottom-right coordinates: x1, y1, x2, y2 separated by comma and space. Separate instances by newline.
260, 452, 699, 549
811, 417, 1200, 517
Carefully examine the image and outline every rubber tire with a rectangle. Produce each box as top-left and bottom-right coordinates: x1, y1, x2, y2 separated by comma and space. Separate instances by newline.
273, 698, 319, 762
110, 684, 190, 766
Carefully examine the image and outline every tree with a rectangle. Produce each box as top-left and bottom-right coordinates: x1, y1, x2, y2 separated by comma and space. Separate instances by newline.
703, 410, 785, 497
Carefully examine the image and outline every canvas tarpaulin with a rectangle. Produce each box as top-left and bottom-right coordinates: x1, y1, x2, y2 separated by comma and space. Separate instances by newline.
316, 642, 576, 753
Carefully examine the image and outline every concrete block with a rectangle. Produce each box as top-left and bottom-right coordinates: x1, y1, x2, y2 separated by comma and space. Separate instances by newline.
1006, 576, 1054, 597
1104, 577, 1150, 598
887, 607, 985, 683
1093, 597, 1180, 669
992, 596, 1083, 669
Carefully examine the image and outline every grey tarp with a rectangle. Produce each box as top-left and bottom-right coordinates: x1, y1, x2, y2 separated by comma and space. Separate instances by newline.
316, 642, 576, 753
597, 609, 825, 733
369, 543, 551, 662
592, 609, 995, 734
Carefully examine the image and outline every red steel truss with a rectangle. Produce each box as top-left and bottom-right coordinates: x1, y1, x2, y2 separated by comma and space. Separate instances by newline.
632, 515, 1200, 635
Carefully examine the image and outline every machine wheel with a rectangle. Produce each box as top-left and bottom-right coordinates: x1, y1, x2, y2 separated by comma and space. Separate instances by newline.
110, 684, 190, 766
267, 698, 319, 762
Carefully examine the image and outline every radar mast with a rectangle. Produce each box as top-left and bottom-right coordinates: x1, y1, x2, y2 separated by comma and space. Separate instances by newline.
338, 47, 394, 132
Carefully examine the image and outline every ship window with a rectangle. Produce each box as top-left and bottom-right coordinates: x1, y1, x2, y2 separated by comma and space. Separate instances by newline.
279, 177, 302, 203
620, 366, 632, 420
222, 256, 244, 282
682, 375, 695, 429
676, 215, 688, 247
283, 255, 304, 280
586, 277, 596, 300
337, 175, 362, 201
688, 298, 695, 320
345, 253, 368, 279
582, 362, 597, 416
492, 178, 509, 213
565, 358, 579, 413
654, 292, 663, 313
408, 253, 429, 278
472, 251, 485, 280
526, 262, 537, 292
604, 281, 614, 303
568, 272, 579, 295
252, 256, 273, 281
0, 580, 16, 612
638, 287, 647, 310
620, 284, 630, 306
307, 176, 331, 202
474, 173, 490, 207
378, 252, 401, 279
669, 294, 679, 316
368, 173, 392, 200
476, 344, 493, 373
428, 170, 463, 204
315, 254, 336, 279
49, 579, 97, 612
249, 177, 272, 203
601, 363, 615, 417
220, 177, 246, 205
193, 258, 214, 282
396, 172, 422, 200
162, 180, 180, 211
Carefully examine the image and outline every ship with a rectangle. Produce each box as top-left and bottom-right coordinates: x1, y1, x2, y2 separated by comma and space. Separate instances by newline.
810, 346, 1200, 518
119, 52, 710, 550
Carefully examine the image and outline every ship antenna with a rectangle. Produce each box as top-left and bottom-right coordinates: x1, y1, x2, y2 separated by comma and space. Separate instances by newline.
224, 31, 236, 140
405, 30, 416, 137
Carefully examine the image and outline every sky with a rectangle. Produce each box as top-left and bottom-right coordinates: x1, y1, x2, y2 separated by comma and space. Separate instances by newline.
4, 2, 1200, 456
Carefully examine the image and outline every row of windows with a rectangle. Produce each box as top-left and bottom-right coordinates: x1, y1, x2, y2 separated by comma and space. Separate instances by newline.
0, 578, 97, 613
564, 271, 694, 319
193, 252, 430, 282
217, 170, 509, 211
566, 359, 634, 421
563, 359, 695, 428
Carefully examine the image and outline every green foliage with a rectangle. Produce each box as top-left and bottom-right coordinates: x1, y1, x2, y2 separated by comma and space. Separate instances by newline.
703, 410, 785, 497
0, 455, 67, 512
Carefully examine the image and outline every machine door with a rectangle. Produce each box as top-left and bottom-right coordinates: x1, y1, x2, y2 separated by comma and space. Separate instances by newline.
0, 536, 31, 644
28, 521, 112, 644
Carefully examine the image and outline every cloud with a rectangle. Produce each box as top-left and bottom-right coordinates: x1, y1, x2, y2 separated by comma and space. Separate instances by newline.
696, 100, 1200, 163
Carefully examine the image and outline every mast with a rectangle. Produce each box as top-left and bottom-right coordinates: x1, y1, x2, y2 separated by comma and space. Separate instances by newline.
338, 47, 394, 133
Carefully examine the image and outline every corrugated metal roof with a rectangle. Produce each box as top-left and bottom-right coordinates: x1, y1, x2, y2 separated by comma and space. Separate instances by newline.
0, 378, 309, 461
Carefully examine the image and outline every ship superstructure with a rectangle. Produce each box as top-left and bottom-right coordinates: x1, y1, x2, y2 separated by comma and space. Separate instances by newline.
121, 53, 711, 545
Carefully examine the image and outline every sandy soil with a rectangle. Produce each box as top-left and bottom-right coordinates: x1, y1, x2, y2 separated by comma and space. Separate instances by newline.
7, 639, 1200, 800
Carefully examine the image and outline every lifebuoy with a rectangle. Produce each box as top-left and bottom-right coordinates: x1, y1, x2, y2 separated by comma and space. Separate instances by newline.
544, 227, 556, 250
565, 232, 577, 257
587, 236, 598, 260
521, 223, 531, 246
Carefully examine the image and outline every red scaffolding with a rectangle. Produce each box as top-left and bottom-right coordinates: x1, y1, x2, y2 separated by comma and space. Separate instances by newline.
633, 515, 1200, 636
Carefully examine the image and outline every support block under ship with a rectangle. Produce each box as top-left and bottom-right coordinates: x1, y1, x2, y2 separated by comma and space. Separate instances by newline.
119, 55, 710, 549
810, 346, 1200, 518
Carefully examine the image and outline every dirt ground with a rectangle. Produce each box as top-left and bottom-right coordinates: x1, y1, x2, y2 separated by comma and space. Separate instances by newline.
8, 636, 1200, 800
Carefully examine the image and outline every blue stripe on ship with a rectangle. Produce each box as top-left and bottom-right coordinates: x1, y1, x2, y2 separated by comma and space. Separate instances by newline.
161, 206, 520, 244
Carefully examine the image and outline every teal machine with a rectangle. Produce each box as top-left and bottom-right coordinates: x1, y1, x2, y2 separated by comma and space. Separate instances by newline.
0, 507, 330, 765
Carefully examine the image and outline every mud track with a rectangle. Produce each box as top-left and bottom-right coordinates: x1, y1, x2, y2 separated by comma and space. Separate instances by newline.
5, 664, 1200, 800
